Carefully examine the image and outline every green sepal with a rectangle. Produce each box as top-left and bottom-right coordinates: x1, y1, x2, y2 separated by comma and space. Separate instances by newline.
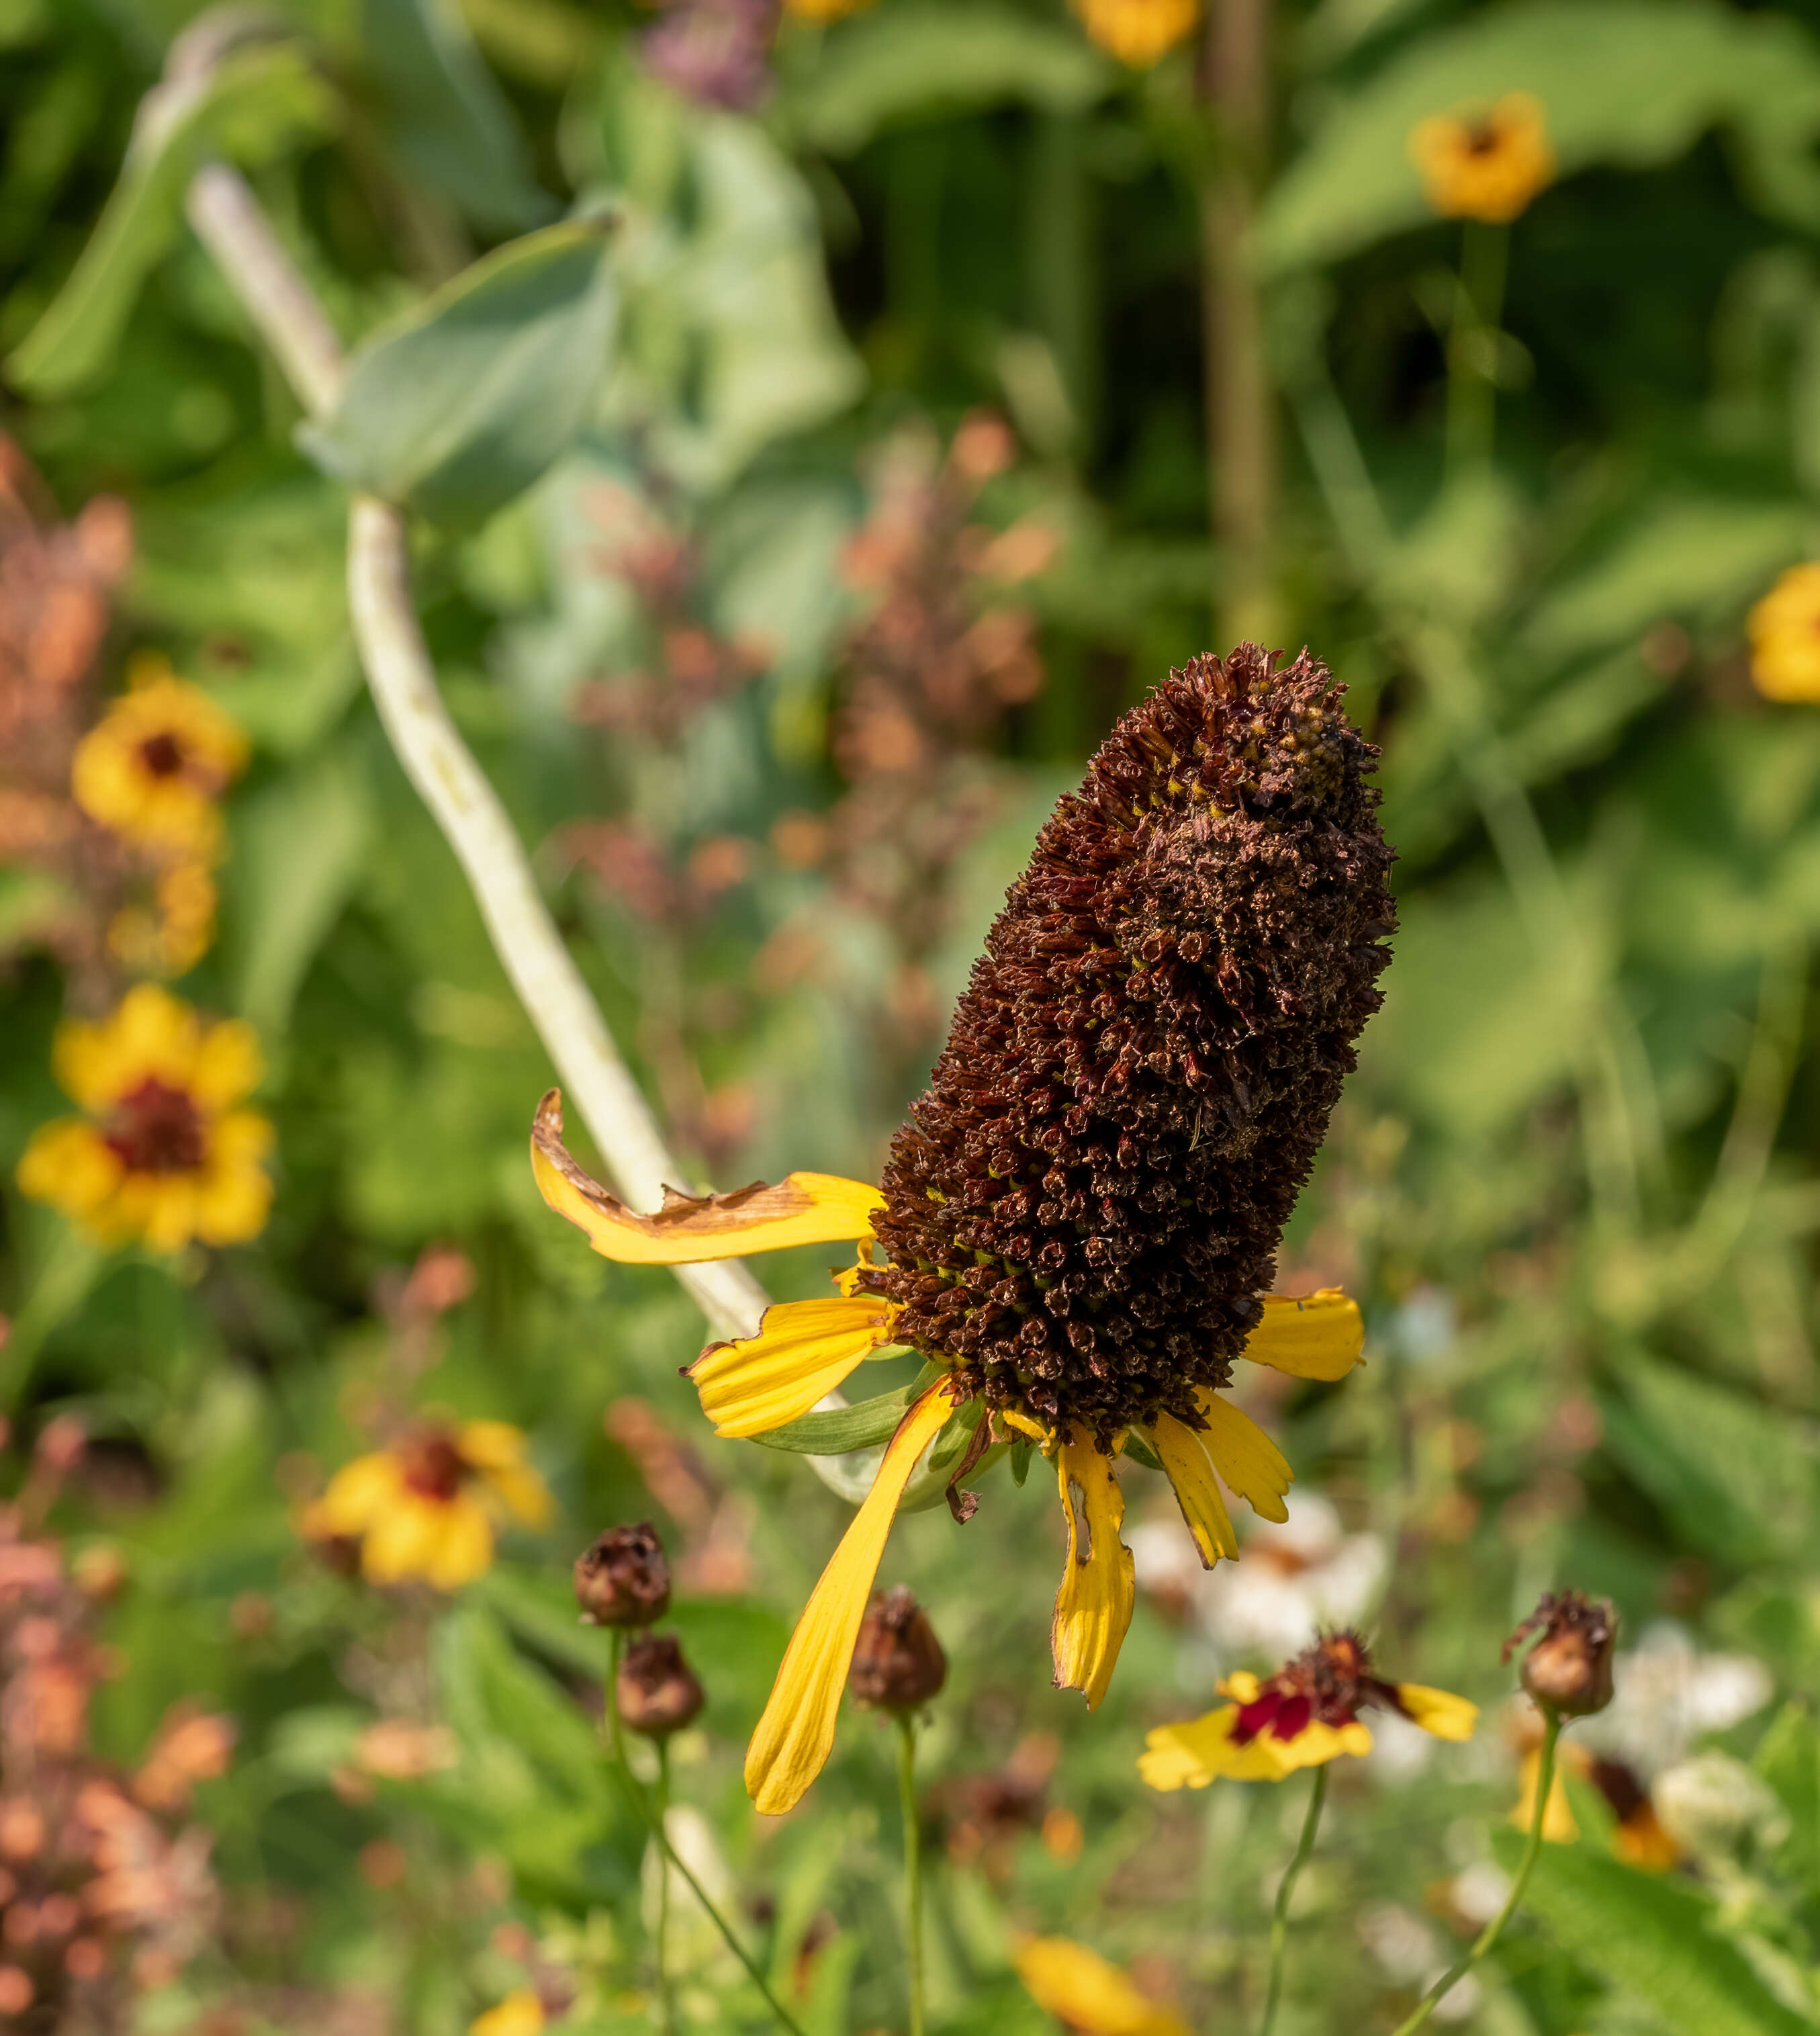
1008, 1436, 1034, 1486
1123, 1430, 1164, 1473
747, 1365, 944, 1455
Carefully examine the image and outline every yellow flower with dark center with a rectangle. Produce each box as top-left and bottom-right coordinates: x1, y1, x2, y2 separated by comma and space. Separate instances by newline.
1015, 1937, 1189, 2036
1073, 0, 1199, 67
1748, 562, 1820, 702
469, 1991, 545, 2036
1408, 93, 1554, 224
1140, 1631, 1476, 1787
1512, 1740, 1680, 1871
535, 646, 1394, 1815
71, 661, 247, 860
306, 1421, 551, 1591
17, 983, 273, 1253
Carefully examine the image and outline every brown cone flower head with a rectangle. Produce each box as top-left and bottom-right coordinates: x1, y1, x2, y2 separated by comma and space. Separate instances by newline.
1230, 1630, 1407, 1746
616, 1633, 704, 1740
858, 646, 1394, 1444
1504, 1588, 1616, 1718
574, 1522, 671, 1629
849, 1585, 948, 1712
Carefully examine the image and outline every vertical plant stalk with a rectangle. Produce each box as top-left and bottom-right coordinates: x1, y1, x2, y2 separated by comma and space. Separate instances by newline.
655, 1740, 674, 2036
1257, 1763, 1326, 2036
897, 1713, 926, 2036
1445, 222, 1509, 476
1389, 1712, 1562, 2036
1199, 0, 1275, 645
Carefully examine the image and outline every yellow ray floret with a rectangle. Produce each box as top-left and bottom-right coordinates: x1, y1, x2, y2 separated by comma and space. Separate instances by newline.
1195, 1392, 1291, 1522
1240, 1288, 1363, 1380
1139, 1696, 1372, 1789
687, 1294, 902, 1437
1396, 1682, 1480, 1742
1147, 1410, 1237, 1566
1051, 1436, 1135, 1710
1015, 1935, 1190, 2036
469, 1992, 545, 2036
745, 1382, 956, 1814
531, 1090, 884, 1264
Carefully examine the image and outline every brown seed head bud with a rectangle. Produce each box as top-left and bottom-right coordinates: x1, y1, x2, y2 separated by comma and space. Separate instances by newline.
1503, 1588, 1616, 1718
574, 1522, 671, 1628
849, 1586, 948, 1712
616, 1633, 704, 1740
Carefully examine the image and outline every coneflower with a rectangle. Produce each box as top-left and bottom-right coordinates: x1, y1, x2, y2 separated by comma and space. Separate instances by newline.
533, 644, 1394, 1812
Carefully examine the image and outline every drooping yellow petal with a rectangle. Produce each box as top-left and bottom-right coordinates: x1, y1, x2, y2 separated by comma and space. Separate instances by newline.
1396, 1683, 1478, 1742
1148, 1411, 1237, 1566
1139, 1704, 1371, 1790
1051, 1437, 1135, 1711
531, 1089, 884, 1263
1239, 1289, 1363, 1382
745, 1382, 956, 1814
1196, 1392, 1291, 1523
1015, 1935, 1190, 2036
687, 1294, 901, 1437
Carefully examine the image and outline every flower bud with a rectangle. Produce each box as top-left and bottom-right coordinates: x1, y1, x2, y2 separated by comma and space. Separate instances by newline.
615, 1633, 703, 1740
574, 1522, 670, 1629
1503, 1588, 1616, 1718
849, 1585, 947, 1713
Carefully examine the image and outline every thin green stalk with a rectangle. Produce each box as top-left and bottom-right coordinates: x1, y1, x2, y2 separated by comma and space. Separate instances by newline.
655, 1739, 674, 2036
1258, 1763, 1327, 2036
1445, 220, 1508, 476
1389, 1712, 1562, 2036
897, 1712, 925, 2036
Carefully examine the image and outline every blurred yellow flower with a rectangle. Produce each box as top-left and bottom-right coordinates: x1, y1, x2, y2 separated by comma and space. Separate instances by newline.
1748, 562, 1820, 701
1409, 93, 1554, 224
17, 983, 273, 1253
71, 660, 246, 859
107, 860, 218, 979
784, 0, 872, 19
1073, 0, 1199, 68
306, 1421, 551, 1591
469, 1990, 544, 2036
1513, 1740, 1680, 1870
1015, 1937, 1189, 2036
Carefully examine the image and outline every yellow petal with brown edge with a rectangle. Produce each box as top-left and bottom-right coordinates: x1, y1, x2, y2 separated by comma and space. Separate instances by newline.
1396, 1682, 1478, 1742
1051, 1437, 1135, 1710
531, 1090, 884, 1263
1015, 1936, 1190, 2036
745, 1381, 956, 1814
1195, 1392, 1291, 1523
1148, 1411, 1237, 1566
1240, 1288, 1363, 1381
688, 1294, 901, 1438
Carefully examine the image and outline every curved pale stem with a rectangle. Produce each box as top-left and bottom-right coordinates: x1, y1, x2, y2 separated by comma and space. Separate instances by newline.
1258, 1763, 1326, 2036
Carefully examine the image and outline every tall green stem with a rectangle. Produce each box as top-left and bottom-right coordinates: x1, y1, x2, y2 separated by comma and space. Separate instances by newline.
655, 1739, 674, 2036
1388, 1712, 1562, 2036
1258, 1763, 1327, 2036
1445, 220, 1508, 476
897, 1713, 925, 2036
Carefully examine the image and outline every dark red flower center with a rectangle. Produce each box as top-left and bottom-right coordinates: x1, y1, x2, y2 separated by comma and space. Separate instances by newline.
397, 1433, 467, 1503
103, 1078, 207, 1175
1464, 121, 1502, 157
1228, 1631, 1407, 1746
138, 731, 187, 778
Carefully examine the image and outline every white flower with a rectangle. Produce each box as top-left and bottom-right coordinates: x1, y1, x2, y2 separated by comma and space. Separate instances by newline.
1582, 1624, 1773, 1777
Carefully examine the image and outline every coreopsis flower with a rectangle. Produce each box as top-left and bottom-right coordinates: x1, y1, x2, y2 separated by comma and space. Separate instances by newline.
70, 662, 246, 860
1408, 93, 1554, 224
1140, 1632, 1476, 1787
1511, 1734, 1679, 1869
17, 983, 273, 1252
470, 1991, 545, 2036
1015, 1937, 1189, 2036
1747, 562, 1820, 701
534, 646, 1394, 1813
304, 1421, 551, 1591
1073, 0, 1199, 68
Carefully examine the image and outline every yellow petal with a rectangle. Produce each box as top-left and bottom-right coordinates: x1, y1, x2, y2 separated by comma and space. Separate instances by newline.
361, 1493, 453, 1585
1196, 1392, 1291, 1523
190, 1017, 264, 1110
454, 1419, 529, 1470
1396, 1683, 1478, 1742
17, 1120, 123, 1220
1015, 1936, 1190, 2036
688, 1294, 900, 1437
469, 1992, 545, 2036
312, 1453, 406, 1537
1138, 1705, 1369, 1789
1051, 1437, 1135, 1711
744, 1382, 956, 1814
531, 1089, 883, 1263
1148, 1411, 1237, 1567
1240, 1288, 1363, 1382
423, 1495, 496, 1590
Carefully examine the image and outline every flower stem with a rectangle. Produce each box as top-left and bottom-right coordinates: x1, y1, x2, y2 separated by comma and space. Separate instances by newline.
1445, 219, 1509, 477
1388, 1711, 1562, 2036
1259, 1763, 1327, 2036
655, 1738, 674, 2036
600, 1634, 805, 2036
897, 1712, 925, 2036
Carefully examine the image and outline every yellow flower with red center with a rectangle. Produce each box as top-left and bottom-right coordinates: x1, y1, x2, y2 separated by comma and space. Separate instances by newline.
1512, 1738, 1680, 1871
1015, 1937, 1189, 2036
306, 1421, 551, 1591
17, 983, 273, 1253
1747, 562, 1820, 702
1140, 1632, 1477, 1787
1408, 93, 1554, 224
71, 659, 247, 860
1073, 0, 1199, 67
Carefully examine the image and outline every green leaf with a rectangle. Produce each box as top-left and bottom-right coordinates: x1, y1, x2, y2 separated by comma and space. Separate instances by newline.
7, 41, 334, 396
298, 216, 617, 529
747, 1366, 944, 1454
1755, 1701, 1820, 1898
1258, 0, 1820, 273
1510, 1834, 1814, 2035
